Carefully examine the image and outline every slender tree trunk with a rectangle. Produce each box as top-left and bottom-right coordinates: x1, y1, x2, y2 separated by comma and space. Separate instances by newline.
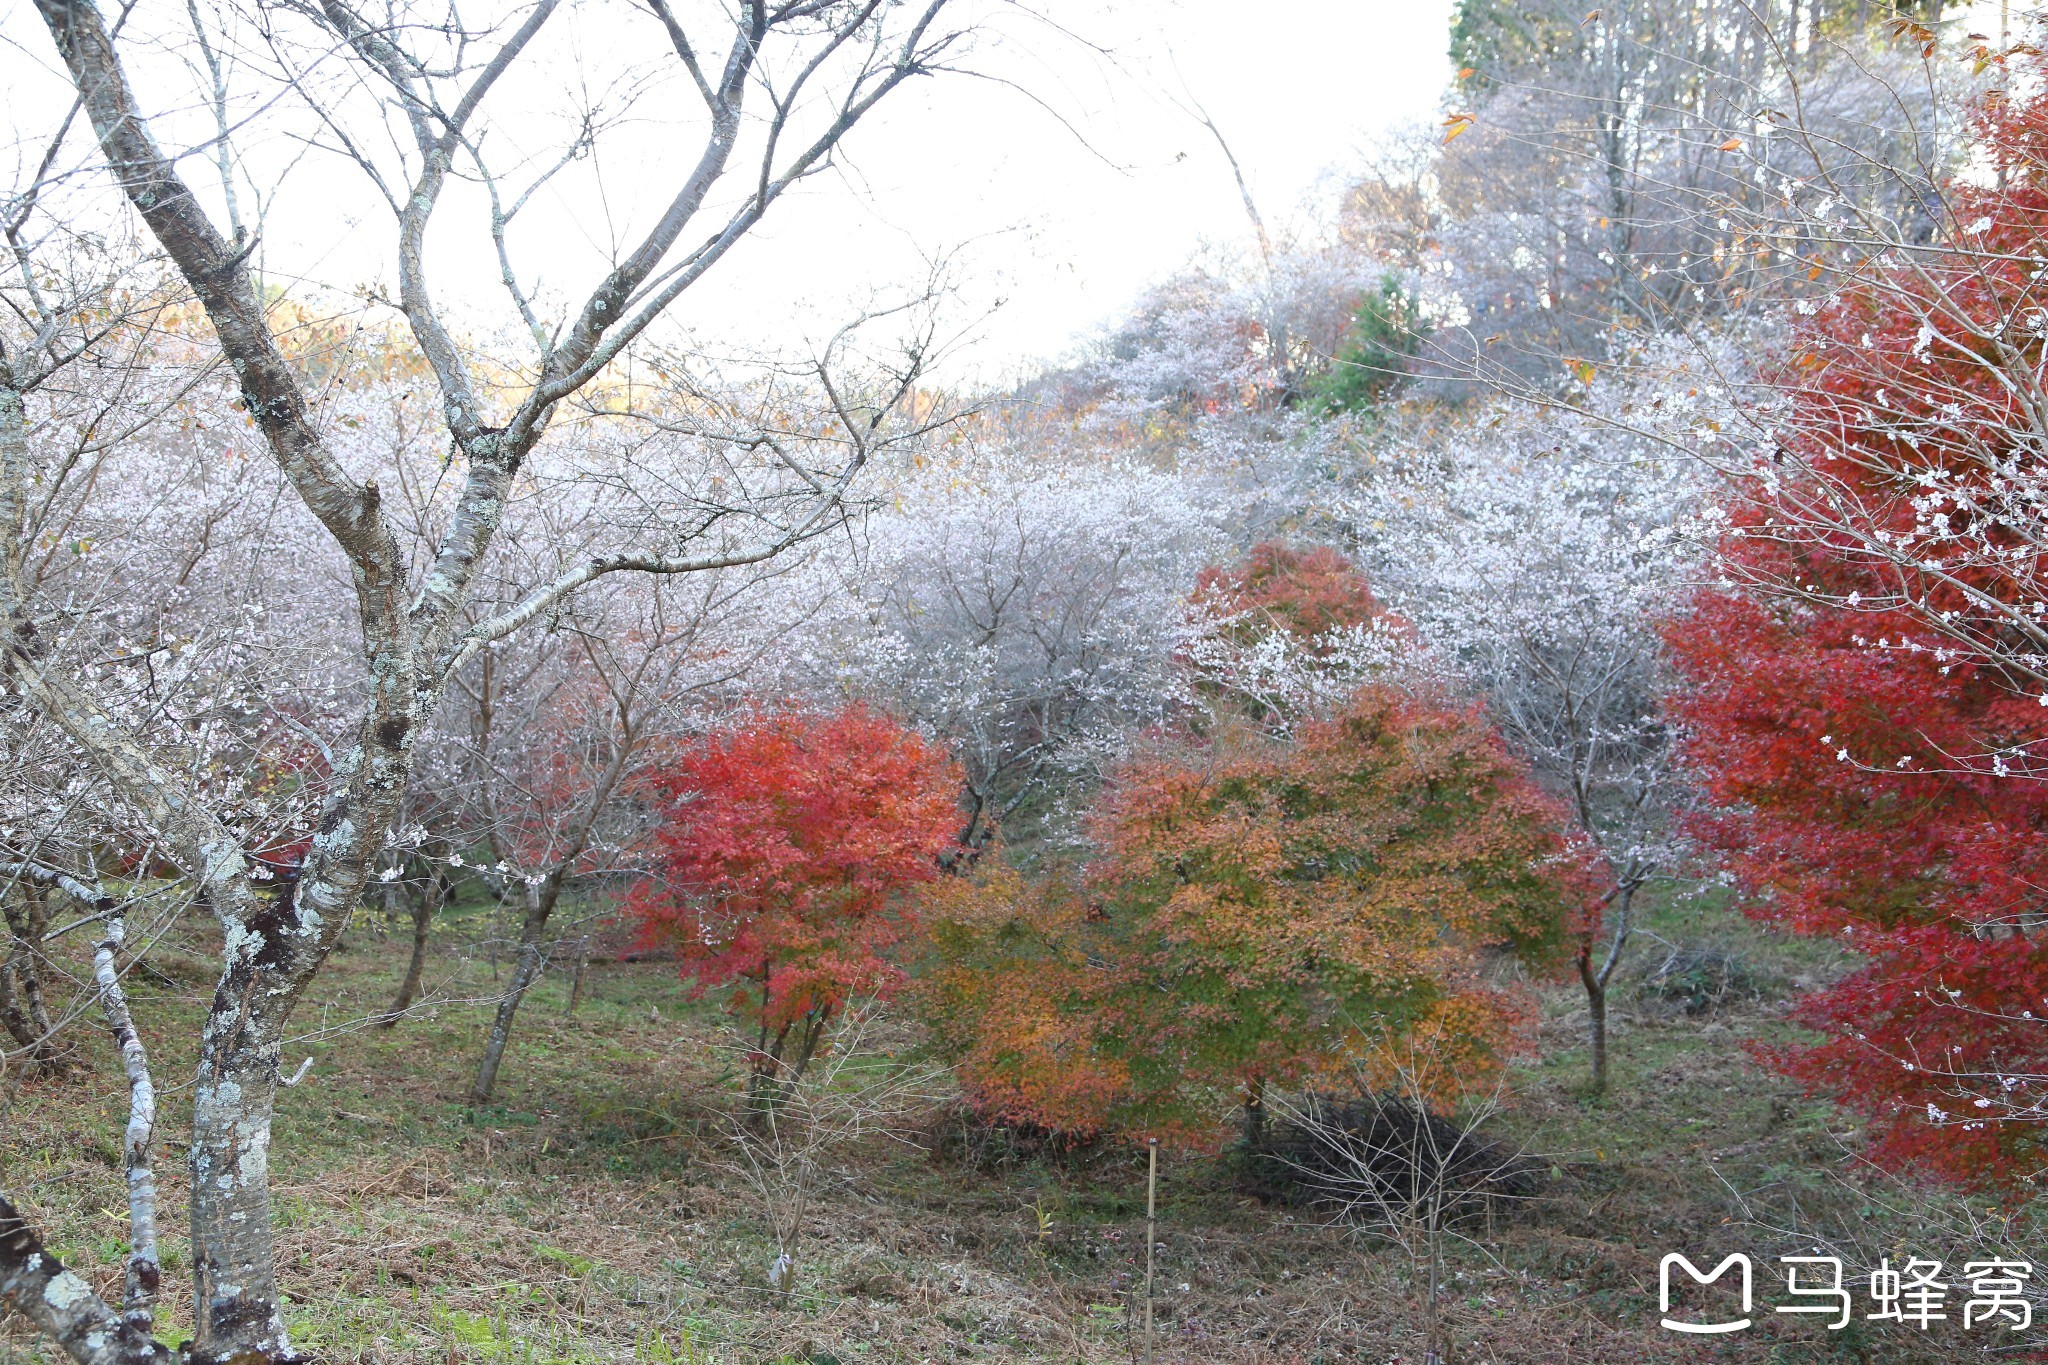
0, 884, 65, 1074
783, 1010, 829, 1092
1, 916, 173, 1362
471, 878, 556, 1103
752, 1008, 833, 1113
564, 934, 590, 1016
746, 1018, 793, 1125
1579, 882, 1635, 1096
1581, 955, 1610, 1095
379, 869, 445, 1026
487, 886, 501, 982
1241, 1075, 1266, 1150
0, 957, 35, 1056
469, 727, 634, 1100
1423, 1192, 1445, 1365
92, 916, 161, 1325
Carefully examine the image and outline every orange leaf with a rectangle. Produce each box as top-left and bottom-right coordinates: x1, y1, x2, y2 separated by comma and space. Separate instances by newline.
1717, 137, 1743, 152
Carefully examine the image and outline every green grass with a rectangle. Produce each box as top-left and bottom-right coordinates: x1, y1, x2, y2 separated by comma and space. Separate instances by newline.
0, 882, 2031, 1362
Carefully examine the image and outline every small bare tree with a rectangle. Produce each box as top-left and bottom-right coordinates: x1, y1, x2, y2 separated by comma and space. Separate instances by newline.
465, 562, 808, 1102
1264, 1049, 1540, 1365
717, 1001, 941, 1300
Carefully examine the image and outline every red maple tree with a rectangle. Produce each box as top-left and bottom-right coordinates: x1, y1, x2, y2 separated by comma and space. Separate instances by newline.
1191, 541, 1387, 641
629, 704, 962, 1091
1669, 76, 2048, 1186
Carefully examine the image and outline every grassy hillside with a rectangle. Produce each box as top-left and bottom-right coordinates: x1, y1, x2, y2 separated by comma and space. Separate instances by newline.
1, 887, 2028, 1364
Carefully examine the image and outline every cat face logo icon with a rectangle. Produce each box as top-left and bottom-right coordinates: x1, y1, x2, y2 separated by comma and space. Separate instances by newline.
1660, 1253, 1753, 1334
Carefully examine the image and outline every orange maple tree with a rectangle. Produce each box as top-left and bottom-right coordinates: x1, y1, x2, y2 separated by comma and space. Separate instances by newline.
924, 684, 1586, 1143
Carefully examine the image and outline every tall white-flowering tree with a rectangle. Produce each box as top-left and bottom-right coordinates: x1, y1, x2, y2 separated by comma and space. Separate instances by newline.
1420, 1, 1963, 390
776, 444, 1228, 849
1351, 367, 1712, 1093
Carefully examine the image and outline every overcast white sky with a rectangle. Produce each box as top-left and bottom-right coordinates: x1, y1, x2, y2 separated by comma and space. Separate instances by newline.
687, 0, 1459, 379
2, 0, 1455, 381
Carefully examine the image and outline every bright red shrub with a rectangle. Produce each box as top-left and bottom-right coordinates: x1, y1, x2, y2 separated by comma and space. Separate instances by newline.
1669, 76, 2048, 1187
629, 704, 962, 1083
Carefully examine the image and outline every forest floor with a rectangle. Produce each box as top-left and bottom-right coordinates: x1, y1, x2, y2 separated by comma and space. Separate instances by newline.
1, 886, 2031, 1365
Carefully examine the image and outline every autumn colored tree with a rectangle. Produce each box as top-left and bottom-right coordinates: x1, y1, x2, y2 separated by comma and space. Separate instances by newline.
918, 860, 1132, 1137
924, 684, 1585, 1144
631, 705, 961, 1102
1186, 542, 1406, 724
1193, 541, 1386, 642
1671, 587, 2048, 1182
1669, 76, 2048, 1187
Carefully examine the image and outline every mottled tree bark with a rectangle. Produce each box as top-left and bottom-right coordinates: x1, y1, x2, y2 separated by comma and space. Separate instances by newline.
0, 957, 35, 1056
92, 916, 162, 1329
0, 1194, 173, 1365
0, 885, 169, 1365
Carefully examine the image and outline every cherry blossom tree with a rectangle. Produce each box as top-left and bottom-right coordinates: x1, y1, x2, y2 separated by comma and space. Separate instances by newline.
1420, 0, 1961, 391
0, 0, 997, 1358
1351, 380, 1709, 1093
780, 444, 1228, 849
